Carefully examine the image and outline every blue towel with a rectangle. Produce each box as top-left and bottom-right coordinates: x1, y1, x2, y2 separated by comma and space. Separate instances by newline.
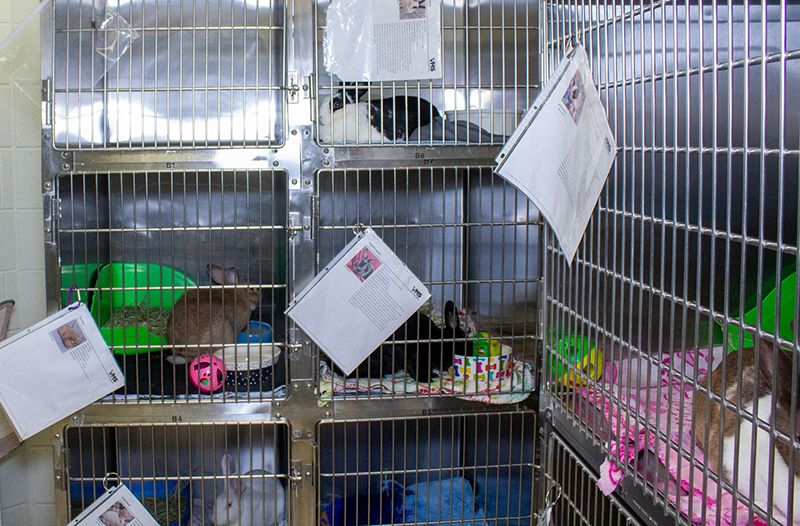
400, 477, 488, 526
474, 472, 534, 526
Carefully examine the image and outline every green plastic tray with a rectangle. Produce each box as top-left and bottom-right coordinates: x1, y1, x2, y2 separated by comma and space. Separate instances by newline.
725, 271, 797, 351
90, 262, 196, 355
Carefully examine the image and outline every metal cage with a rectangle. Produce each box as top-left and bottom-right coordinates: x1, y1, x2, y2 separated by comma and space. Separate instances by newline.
44, 0, 550, 521
542, 2, 800, 525
60, 422, 290, 525
547, 433, 641, 526
56, 169, 289, 403
42, 0, 800, 524
50, 0, 287, 149
316, 166, 540, 400
313, 0, 539, 147
317, 411, 540, 525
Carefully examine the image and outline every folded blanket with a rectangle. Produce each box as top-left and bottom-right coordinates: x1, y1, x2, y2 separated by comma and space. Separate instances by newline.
318, 360, 534, 405
409, 115, 508, 144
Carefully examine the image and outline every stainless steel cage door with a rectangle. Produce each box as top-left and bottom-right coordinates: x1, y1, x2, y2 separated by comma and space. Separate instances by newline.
541, 2, 800, 525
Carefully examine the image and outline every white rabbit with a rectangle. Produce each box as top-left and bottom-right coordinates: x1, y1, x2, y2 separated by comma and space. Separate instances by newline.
212, 454, 286, 526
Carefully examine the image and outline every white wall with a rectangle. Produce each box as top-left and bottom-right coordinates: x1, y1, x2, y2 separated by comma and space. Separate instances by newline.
0, 0, 56, 523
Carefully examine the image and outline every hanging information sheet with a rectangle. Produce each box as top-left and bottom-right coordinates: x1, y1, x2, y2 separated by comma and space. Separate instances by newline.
286, 227, 430, 375
67, 483, 160, 526
0, 304, 124, 440
324, 0, 442, 81
495, 44, 617, 264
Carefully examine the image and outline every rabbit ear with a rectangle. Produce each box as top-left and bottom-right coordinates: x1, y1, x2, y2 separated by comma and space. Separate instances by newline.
208, 264, 226, 285
223, 267, 241, 286
444, 301, 458, 330
221, 454, 242, 495
758, 339, 795, 398
221, 454, 236, 476
228, 476, 241, 496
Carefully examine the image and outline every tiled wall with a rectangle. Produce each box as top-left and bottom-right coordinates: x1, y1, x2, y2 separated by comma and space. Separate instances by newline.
0, 0, 55, 523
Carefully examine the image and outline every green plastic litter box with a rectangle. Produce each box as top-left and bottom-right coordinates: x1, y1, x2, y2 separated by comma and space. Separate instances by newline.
90, 262, 196, 355
724, 271, 797, 352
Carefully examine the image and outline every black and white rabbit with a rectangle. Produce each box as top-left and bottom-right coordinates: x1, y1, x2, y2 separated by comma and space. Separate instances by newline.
338, 300, 471, 382
318, 83, 440, 143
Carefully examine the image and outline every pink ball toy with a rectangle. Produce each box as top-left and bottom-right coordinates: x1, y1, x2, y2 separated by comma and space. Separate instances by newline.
188, 355, 226, 393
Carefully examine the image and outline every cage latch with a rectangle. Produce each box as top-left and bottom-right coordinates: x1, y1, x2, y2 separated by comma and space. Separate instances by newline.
287, 71, 300, 104
290, 459, 304, 482
289, 459, 314, 490
288, 210, 312, 242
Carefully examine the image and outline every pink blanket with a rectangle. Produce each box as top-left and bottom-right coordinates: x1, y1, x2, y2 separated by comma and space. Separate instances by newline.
579, 347, 786, 525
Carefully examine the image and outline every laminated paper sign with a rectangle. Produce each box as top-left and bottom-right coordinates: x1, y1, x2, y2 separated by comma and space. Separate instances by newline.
67, 483, 160, 526
286, 228, 431, 375
324, 0, 443, 81
0, 304, 124, 440
495, 45, 617, 264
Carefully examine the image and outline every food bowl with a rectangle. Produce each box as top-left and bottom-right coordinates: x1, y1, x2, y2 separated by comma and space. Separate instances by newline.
237, 320, 273, 345
214, 344, 282, 392
452, 344, 514, 392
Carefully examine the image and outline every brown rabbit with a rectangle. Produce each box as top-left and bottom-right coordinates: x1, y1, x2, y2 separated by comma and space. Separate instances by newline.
166, 265, 261, 361
694, 335, 800, 522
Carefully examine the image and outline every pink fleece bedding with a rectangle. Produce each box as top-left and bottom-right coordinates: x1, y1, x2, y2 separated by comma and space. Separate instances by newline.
578, 346, 787, 525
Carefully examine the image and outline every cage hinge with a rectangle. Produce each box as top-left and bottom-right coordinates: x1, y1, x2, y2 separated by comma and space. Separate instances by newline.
539, 392, 556, 424
43, 194, 58, 243
41, 78, 52, 126
53, 430, 67, 491
309, 194, 318, 240
287, 71, 300, 104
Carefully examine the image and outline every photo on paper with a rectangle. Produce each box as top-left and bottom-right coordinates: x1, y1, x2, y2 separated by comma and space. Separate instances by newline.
96, 500, 135, 526
52, 320, 86, 352
561, 71, 587, 124
398, 0, 426, 20
346, 247, 383, 282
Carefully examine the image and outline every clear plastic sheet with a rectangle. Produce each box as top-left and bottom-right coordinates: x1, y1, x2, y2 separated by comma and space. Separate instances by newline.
0, 0, 49, 115
324, 0, 442, 82
93, 7, 140, 86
